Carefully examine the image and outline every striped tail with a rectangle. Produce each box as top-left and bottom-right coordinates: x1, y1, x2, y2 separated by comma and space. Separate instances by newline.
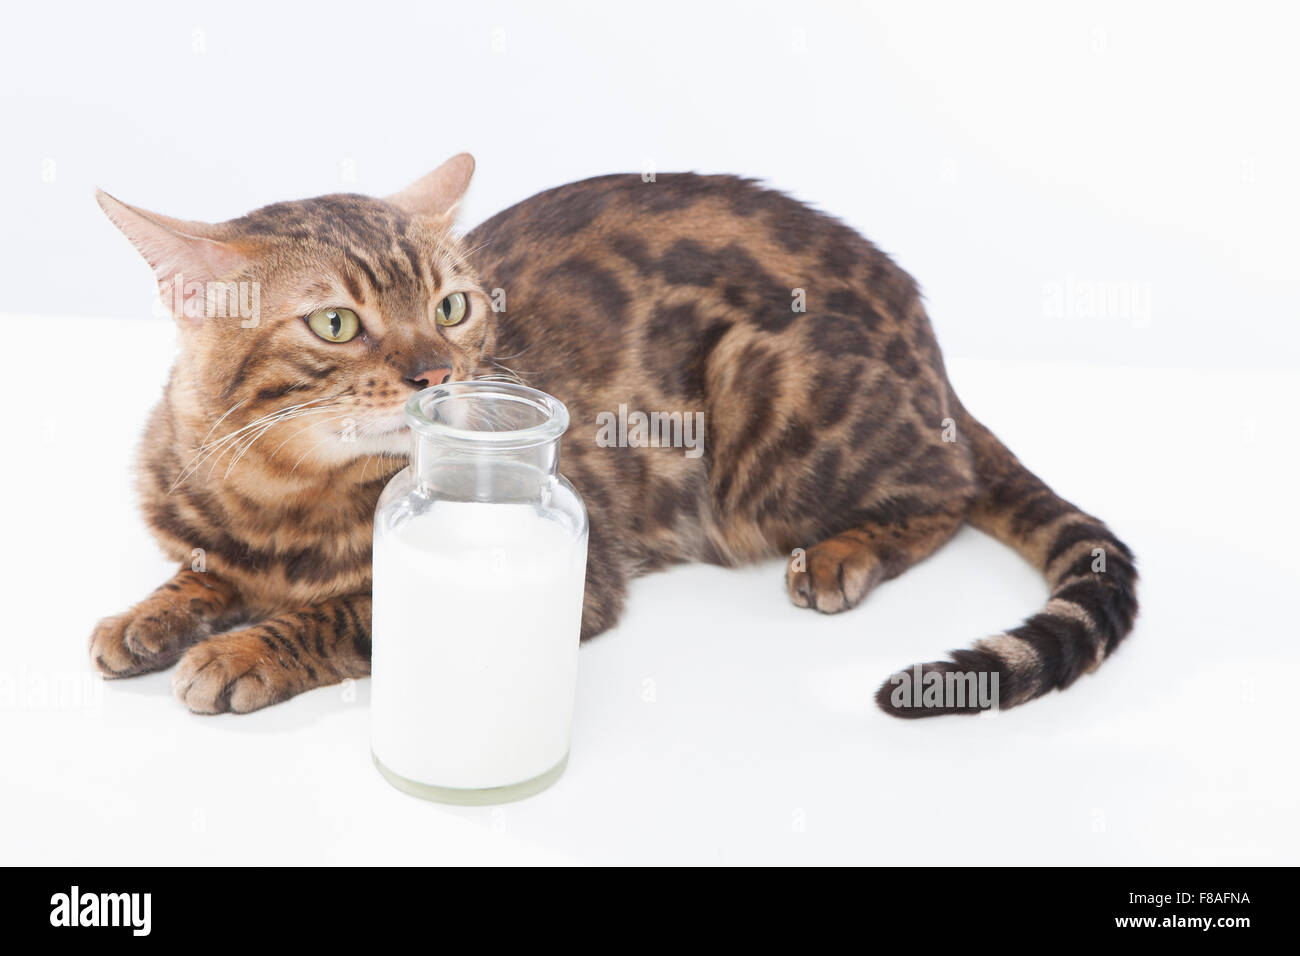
875, 404, 1138, 717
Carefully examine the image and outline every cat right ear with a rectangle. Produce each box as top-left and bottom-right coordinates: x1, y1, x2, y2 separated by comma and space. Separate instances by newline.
96, 190, 253, 324
386, 153, 476, 223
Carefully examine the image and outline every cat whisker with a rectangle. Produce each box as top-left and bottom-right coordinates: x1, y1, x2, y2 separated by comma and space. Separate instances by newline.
198, 407, 325, 481
221, 407, 347, 478
198, 397, 331, 452
287, 420, 356, 474
443, 236, 494, 270
172, 397, 338, 488
195, 399, 247, 450
360, 446, 405, 484
263, 407, 352, 461
173, 393, 354, 488
472, 358, 530, 388
184, 406, 322, 484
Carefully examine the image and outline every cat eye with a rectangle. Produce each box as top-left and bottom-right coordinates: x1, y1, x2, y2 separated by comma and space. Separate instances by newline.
306, 307, 361, 343
436, 292, 469, 327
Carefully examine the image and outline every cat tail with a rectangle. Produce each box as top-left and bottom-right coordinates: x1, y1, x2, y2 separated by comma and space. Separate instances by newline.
875, 402, 1138, 717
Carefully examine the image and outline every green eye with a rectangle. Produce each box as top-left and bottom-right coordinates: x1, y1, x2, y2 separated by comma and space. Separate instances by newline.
306, 307, 360, 343
436, 292, 468, 327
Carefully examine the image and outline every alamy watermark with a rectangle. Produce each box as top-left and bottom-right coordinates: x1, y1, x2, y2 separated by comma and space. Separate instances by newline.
50, 886, 150, 936
1043, 274, 1152, 328
595, 403, 705, 459
886, 664, 999, 713
1, 667, 102, 716
153, 274, 261, 327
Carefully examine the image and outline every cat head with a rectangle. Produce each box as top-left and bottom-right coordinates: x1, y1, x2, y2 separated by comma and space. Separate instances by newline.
97, 153, 493, 477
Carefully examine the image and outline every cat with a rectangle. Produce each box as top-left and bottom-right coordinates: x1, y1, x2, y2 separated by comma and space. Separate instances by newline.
91, 153, 1137, 717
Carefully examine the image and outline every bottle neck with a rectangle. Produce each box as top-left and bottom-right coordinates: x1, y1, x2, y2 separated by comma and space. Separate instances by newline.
410, 431, 559, 503
402, 380, 571, 503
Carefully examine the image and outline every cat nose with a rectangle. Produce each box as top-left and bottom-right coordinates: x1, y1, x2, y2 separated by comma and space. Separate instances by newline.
404, 367, 452, 390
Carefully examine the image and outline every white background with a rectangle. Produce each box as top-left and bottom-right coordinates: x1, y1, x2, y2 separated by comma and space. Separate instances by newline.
2, 1, 1297, 864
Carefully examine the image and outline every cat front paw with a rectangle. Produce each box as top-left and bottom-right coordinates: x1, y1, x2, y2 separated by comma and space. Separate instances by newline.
90, 570, 240, 680
172, 634, 287, 715
89, 609, 197, 678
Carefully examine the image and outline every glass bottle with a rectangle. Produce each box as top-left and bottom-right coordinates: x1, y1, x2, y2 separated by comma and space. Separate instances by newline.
371, 381, 588, 804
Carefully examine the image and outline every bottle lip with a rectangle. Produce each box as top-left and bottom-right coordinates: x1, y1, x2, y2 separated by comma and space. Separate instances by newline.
404, 380, 571, 449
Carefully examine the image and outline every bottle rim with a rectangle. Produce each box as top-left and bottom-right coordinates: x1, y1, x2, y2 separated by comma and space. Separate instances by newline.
404, 380, 571, 449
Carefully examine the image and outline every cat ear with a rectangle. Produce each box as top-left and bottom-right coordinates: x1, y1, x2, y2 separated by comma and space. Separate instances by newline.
386, 153, 475, 222
96, 190, 254, 322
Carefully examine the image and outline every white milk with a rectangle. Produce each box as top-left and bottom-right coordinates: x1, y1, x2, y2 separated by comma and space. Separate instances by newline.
371, 499, 587, 792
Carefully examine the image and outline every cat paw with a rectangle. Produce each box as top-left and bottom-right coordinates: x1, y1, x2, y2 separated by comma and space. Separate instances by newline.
89, 610, 192, 678
172, 634, 286, 714
786, 541, 881, 614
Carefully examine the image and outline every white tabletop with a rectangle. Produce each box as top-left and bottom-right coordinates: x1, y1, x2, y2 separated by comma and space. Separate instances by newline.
2, 314, 1295, 865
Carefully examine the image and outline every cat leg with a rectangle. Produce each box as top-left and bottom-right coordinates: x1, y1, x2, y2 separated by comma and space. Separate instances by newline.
786, 510, 964, 614
90, 567, 242, 678
172, 594, 370, 714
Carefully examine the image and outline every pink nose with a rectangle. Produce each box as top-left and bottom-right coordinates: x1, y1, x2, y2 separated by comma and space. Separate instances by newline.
406, 367, 452, 389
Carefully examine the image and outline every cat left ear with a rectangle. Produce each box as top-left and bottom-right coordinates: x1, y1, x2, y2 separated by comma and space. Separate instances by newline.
386, 153, 475, 222
96, 190, 254, 324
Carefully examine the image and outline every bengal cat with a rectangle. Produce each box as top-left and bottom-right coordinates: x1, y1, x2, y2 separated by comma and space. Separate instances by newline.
91, 154, 1137, 717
